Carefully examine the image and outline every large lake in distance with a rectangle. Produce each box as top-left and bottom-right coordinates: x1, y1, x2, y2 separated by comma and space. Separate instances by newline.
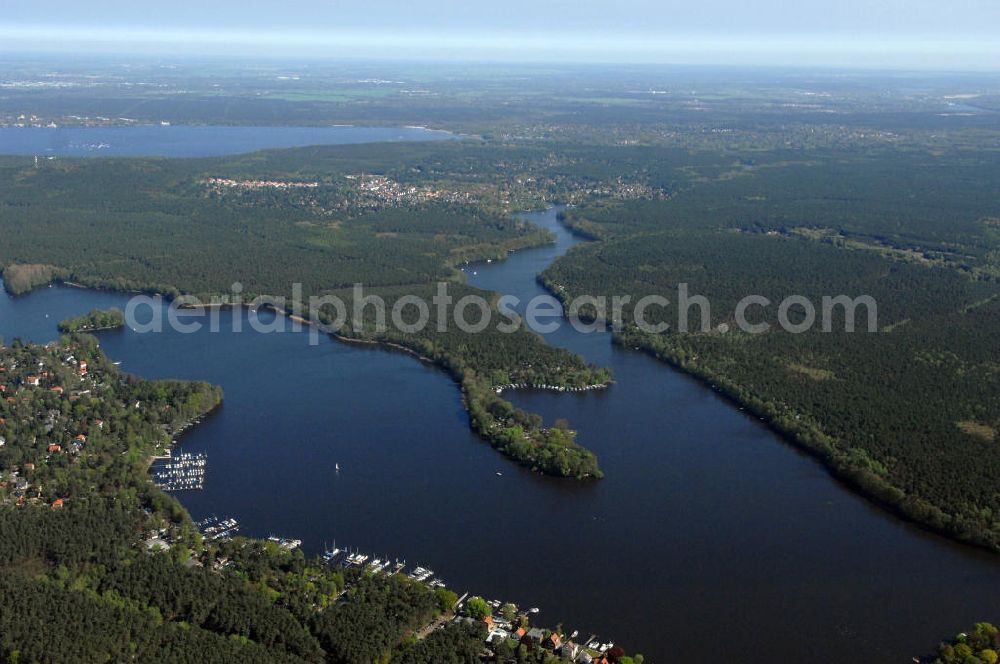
0, 128, 998, 662
0, 124, 457, 157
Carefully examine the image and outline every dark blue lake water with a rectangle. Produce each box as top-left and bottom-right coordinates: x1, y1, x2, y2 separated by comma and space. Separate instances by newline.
0, 125, 456, 157
1, 208, 997, 664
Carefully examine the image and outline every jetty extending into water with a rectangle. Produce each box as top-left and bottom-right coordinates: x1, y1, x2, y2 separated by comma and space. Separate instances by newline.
319, 543, 449, 589
152, 452, 207, 491
197, 516, 240, 541
493, 381, 609, 395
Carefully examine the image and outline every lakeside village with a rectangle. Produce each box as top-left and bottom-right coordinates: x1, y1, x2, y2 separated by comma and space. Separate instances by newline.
157, 466, 632, 663
0, 334, 638, 662
184, 510, 633, 664
204, 173, 477, 211
145, 388, 626, 659
202, 170, 662, 216
494, 382, 608, 395
147, 403, 623, 660
0, 348, 98, 505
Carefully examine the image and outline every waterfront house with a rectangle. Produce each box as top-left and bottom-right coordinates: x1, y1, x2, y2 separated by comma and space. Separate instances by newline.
528, 628, 546, 642
514, 627, 527, 639
492, 617, 513, 631
575, 652, 593, 664
486, 628, 510, 644
546, 633, 562, 651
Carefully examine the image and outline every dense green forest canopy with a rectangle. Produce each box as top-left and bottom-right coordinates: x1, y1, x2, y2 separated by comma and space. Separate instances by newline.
0, 150, 550, 297
542, 144, 1000, 550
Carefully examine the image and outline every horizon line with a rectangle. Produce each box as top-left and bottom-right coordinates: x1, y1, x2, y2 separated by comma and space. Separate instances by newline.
2, 24, 999, 71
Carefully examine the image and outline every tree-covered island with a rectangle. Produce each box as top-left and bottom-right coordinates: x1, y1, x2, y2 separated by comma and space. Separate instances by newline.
57, 307, 125, 333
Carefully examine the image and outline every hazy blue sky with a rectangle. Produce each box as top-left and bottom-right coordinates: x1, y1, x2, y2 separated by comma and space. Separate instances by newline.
1, 0, 998, 68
